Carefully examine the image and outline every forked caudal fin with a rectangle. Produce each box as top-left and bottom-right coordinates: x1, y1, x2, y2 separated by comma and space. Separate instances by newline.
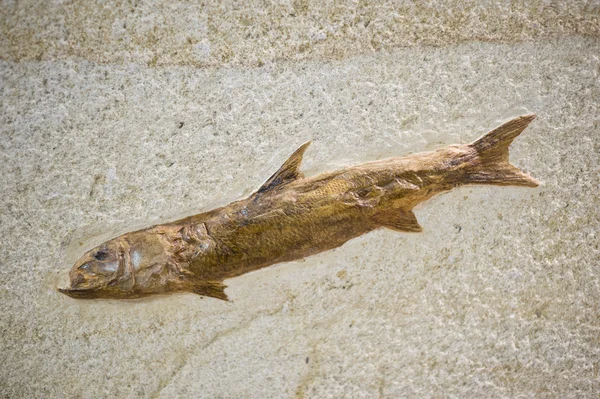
465, 114, 539, 187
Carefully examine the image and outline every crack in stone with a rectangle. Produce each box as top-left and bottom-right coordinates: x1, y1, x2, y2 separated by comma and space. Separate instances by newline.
150, 304, 284, 398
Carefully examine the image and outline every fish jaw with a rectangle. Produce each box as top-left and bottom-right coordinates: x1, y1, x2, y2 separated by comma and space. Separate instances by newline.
58, 286, 148, 299
58, 265, 133, 299
58, 286, 103, 299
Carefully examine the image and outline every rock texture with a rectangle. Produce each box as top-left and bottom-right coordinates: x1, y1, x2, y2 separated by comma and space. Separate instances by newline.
1, 1, 599, 398
2, 0, 600, 67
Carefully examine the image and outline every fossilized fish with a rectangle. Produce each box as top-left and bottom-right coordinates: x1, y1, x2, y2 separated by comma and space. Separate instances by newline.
60, 115, 539, 300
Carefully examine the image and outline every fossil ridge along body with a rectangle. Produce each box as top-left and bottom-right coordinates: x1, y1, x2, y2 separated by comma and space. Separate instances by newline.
60, 114, 539, 300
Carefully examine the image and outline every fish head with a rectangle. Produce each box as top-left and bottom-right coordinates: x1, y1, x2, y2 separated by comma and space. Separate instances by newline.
59, 231, 173, 299
59, 236, 127, 299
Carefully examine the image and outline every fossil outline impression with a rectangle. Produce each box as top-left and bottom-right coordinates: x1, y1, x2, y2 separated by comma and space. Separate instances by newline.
60, 115, 539, 300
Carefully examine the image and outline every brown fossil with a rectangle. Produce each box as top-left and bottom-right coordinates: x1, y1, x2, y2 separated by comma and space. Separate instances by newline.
59, 115, 539, 300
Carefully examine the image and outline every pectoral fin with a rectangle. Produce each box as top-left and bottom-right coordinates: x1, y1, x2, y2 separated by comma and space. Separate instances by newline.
257, 141, 311, 193
374, 210, 423, 233
191, 281, 229, 301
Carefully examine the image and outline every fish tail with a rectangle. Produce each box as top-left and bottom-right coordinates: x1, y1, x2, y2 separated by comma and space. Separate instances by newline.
464, 114, 539, 187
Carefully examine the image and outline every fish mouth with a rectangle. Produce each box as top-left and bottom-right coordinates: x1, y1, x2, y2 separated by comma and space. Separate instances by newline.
58, 286, 100, 299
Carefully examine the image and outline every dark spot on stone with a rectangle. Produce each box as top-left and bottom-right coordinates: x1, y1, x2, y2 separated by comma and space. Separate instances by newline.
179, 122, 184, 128
305, 357, 309, 364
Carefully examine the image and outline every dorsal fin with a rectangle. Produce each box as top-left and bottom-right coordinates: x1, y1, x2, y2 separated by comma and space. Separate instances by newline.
257, 141, 311, 193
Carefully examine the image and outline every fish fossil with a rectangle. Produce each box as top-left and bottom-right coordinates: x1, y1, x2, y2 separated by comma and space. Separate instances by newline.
60, 115, 539, 300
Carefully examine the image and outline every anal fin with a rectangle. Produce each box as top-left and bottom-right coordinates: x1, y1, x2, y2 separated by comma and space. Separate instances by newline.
191, 281, 229, 301
374, 210, 423, 233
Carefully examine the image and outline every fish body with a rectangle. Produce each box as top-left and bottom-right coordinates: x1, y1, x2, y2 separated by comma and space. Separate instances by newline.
60, 115, 539, 300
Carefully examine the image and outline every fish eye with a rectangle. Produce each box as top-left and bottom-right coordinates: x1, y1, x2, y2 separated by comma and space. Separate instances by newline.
93, 250, 110, 261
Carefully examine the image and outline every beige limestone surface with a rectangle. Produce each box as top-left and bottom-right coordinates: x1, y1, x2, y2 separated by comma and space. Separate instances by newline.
1, 1, 599, 398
